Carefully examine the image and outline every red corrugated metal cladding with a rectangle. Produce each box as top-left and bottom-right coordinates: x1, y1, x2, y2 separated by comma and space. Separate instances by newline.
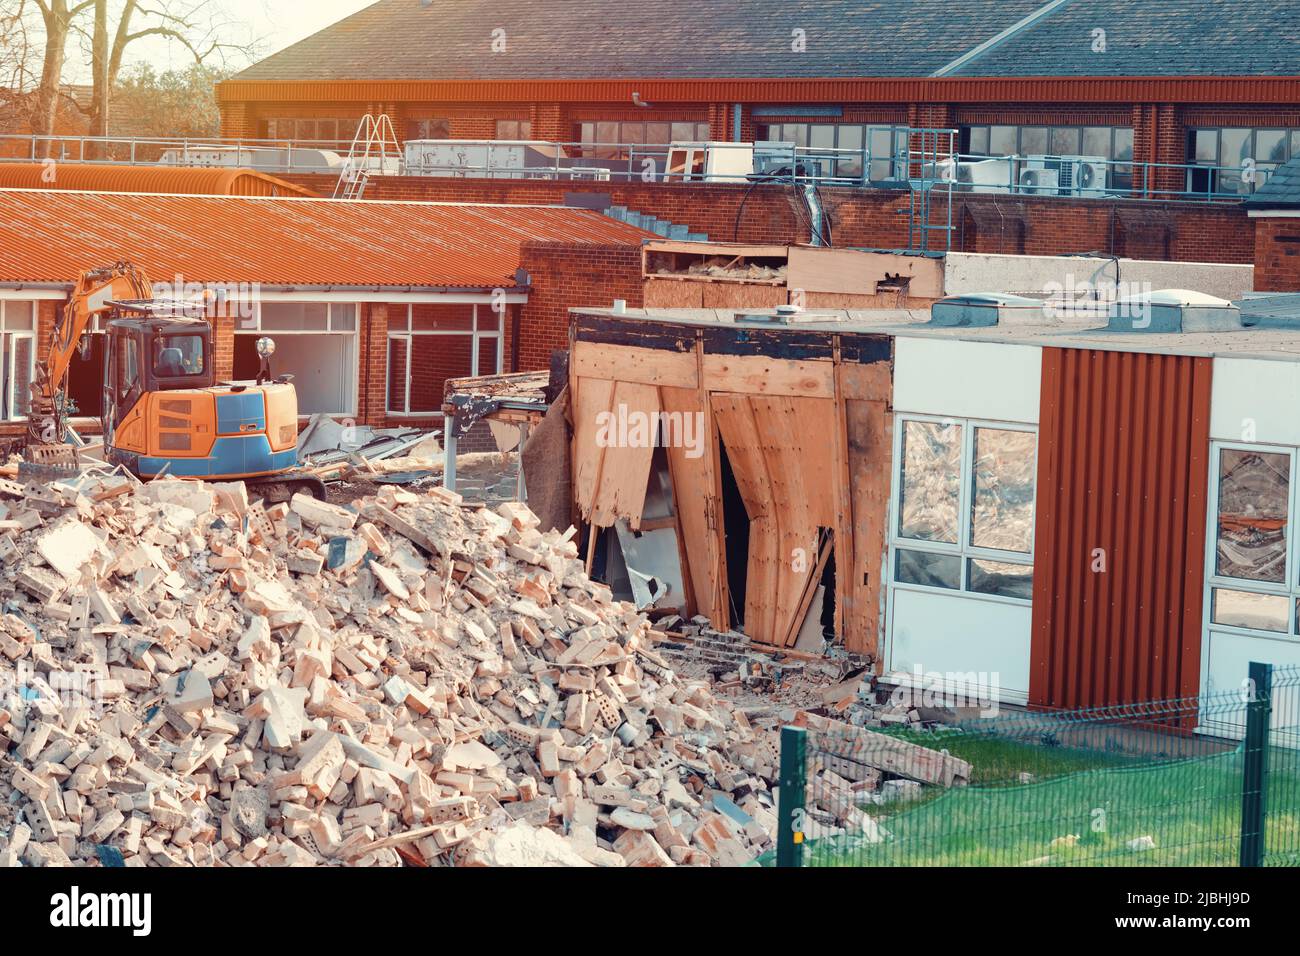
1030, 347, 1212, 709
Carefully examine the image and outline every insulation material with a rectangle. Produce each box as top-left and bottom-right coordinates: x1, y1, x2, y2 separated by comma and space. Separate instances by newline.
522, 387, 572, 533
573, 378, 659, 530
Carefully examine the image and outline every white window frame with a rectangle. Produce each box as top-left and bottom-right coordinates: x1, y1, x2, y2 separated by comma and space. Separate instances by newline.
1203, 440, 1300, 643
1, 301, 37, 422
888, 412, 1038, 606
386, 302, 504, 417
234, 301, 360, 417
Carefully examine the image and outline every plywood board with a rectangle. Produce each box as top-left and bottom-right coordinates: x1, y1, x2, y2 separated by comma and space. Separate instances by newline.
573, 341, 698, 389
787, 247, 944, 297
590, 381, 661, 529
573, 377, 614, 517
844, 398, 892, 658
661, 385, 718, 622
701, 354, 834, 399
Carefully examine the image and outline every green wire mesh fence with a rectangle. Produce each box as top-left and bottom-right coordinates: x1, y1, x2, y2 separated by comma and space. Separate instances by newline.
765, 662, 1300, 867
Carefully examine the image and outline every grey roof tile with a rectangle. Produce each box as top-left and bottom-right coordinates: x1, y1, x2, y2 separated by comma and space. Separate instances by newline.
1245, 155, 1300, 210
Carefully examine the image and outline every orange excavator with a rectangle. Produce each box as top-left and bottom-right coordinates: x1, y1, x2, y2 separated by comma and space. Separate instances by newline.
23, 262, 325, 500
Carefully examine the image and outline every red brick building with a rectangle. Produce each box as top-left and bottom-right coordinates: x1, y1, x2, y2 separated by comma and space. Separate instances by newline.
0, 189, 648, 436
218, 0, 1300, 203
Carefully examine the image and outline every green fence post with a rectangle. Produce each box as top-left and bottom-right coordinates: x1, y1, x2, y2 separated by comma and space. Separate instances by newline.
777, 725, 808, 868
1240, 661, 1273, 867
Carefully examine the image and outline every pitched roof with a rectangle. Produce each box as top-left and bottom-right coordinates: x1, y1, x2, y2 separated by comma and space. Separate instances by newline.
232, 0, 1299, 84
0, 163, 316, 198
949, 0, 1300, 77
233, 0, 1050, 82
1245, 156, 1300, 211
0, 190, 650, 289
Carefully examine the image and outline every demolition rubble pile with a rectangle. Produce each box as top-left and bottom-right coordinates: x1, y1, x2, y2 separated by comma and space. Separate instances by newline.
0, 476, 968, 867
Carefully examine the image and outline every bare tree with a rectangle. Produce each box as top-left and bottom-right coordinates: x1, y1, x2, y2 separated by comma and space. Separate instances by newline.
81, 1, 254, 143
29, 1, 94, 154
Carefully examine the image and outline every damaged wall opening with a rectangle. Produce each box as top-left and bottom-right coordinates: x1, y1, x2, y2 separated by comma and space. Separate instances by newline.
718, 434, 750, 629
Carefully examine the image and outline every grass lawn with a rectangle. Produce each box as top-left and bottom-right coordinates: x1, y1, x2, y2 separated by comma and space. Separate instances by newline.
769, 732, 1300, 867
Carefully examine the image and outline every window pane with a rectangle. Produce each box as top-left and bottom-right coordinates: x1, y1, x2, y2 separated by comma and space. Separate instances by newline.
410, 334, 472, 413
836, 125, 864, 151
646, 122, 671, 146
1082, 127, 1111, 158
970, 428, 1036, 553
1193, 129, 1219, 164
898, 420, 962, 543
153, 334, 204, 377
808, 124, 835, 149
329, 303, 357, 332
387, 337, 408, 413
1113, 128, 1134, 163
496, 120, 517, 139
475, 305, 504, 332
1257, 129, 1287, 164
476, 337, 500, 376
1020, 126, 1048, 156
671, 122, 696, 142
12, 335, 33, 418
260, 302, 327, 331
1212, 588, 1289, 633
1222, 129, 1251, 167
989, 126, 1017, 156
1216, 448, 1289, 583
968, 559, 1033, 601
411, 304, 474, 331
2, 301, 34, 330
895, 549, 961, 590
1292, 130, 1300, 159
1050, 127, 1081, 155
968, 126, 990, 156
622, 122, 645, 144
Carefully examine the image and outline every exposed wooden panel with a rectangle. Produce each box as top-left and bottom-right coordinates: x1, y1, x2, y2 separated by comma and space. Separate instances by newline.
643, 278, 706, 309
1030, 348, 1212, 709
702, 354, 834, 399
572, 376, 614, 517
838, 361, 892, 402
590, 381, 660, 529
572, 341, 698, 388
712, 393, 780, 643
845, 399, 892, 658
661, 385, 718, 622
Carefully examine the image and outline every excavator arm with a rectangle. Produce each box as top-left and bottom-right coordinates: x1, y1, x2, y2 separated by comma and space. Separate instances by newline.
26, 262, 153, 453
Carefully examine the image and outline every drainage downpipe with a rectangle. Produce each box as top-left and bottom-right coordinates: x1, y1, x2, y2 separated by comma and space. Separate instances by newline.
803, 183, 826, 247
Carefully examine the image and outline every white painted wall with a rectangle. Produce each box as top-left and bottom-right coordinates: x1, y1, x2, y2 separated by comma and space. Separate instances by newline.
893, 336, 1042, 424
1210, 357, 1300, 445
945, 252, 1255, 300
1201, 630, 1300, 738
886, 587, 1032, 704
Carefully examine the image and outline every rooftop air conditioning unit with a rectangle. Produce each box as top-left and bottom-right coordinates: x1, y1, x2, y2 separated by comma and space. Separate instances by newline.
956, 157, 1014, 193
1021, 155, 1109, 197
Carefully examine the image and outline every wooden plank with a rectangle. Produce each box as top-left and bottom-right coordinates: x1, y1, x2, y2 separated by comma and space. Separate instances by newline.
573, 341, 698, 389
590, 381, 660, 529
711, 393, 780, 644
701, 354, 833, 399
844, 399, 892, 658
661, 385, 717, 622
838, 360, 892, 402
572, 376, 615, 518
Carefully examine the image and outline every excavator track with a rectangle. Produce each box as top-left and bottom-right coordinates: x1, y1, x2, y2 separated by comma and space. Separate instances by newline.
243, 472, 329, 505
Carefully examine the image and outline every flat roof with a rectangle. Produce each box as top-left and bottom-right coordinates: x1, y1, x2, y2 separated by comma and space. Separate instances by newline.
0, 190, 651, 290
573, 306, 1300, 363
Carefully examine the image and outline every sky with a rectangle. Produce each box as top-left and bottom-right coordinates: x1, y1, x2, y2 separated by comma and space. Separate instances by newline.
63, 0, 377, 81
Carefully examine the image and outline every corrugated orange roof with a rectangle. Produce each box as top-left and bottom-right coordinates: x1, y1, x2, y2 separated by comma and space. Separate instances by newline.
0, 190, 651, 289
0, 163, 316, 197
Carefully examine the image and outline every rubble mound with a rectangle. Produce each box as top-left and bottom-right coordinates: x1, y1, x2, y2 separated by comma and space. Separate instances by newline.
0, 475, 791, 867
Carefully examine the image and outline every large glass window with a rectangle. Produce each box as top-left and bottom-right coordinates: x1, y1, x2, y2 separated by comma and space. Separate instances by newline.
1187, 127, 1300, 196
1207, 444, 1300, 639
152, 334, 205, 378
963, 124, 1133, 192
233, 302, 358, 416
755, 122, 908, 181
386, 302, 504, 416
1, 300, 36, 421
578, 120, 709, 161
892, 416, 1037, 602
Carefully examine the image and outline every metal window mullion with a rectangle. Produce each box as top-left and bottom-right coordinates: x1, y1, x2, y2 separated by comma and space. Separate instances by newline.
958, 418, 975, 591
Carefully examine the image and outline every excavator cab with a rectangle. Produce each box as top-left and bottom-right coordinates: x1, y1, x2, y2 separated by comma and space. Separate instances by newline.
25, 263, 325, 500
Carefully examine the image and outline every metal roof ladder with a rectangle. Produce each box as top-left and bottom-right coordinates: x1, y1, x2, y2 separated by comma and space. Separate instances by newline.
333, 114, 401, 200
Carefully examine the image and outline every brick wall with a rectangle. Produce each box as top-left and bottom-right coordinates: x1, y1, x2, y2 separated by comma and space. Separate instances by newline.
283, 171, 1255, 264
514, 241, 646, 372
1253, 216, 1300, 292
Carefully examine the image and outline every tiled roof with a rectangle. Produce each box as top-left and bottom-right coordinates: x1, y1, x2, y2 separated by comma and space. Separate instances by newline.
0, 163, 316, 197
233, 0, 1051, 82
0, 190, 650, 288
951, 0, 1300, 77
1244, 155, 1300, 211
